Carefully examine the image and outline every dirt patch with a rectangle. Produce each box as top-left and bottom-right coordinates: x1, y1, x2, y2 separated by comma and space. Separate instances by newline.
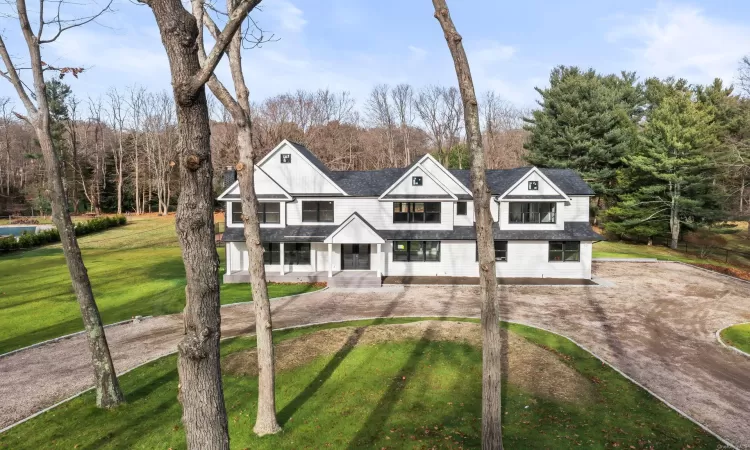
222, 321, 596, 404
692, 263, 750, 282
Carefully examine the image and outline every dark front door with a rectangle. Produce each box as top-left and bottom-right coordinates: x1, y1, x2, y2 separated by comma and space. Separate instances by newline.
341, 244, 371, 270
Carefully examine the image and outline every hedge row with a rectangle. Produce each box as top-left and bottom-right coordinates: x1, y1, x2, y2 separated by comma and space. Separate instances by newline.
0, 216, 127, 252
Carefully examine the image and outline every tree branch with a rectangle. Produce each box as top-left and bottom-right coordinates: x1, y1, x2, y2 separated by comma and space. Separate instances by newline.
0, 35, 37, 115
188, 0, 262, 95
39, 0, 115, 44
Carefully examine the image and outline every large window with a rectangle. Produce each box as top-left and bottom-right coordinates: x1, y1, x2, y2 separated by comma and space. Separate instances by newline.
302, 201, 334, 222
263, 243, 281, 265
509, 202, 556, 224
549, 241, 580, 262
284, 243, 311, 265
393, 241, 440, 262
231, 202, 243, 225
257, 203, 280, 224
476, 241, 508, 262
392, 202, 441, 223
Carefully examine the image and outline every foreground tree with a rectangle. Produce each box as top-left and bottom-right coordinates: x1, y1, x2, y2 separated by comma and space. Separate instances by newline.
192, 0, 281, 435
0, 0, 124, 407
431, 1, 503, 448
605, 82, 721, 248
141, 0, 261, 447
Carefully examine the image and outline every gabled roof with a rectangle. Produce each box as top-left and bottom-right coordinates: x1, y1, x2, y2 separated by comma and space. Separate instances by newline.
216, 165, 293, 202
497, 167, 570, 202
324, 212, 384, 244
449, 167, 595, 197
378, 162, 458, 201
257, 140, 347, 196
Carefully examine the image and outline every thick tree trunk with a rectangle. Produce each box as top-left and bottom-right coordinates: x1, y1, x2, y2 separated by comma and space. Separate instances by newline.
670, 183, 680, 250
432, 2, 503, 449
148, 1, 229, 448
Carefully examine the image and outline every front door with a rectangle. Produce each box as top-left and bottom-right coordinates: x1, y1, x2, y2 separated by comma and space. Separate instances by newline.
341, 244, 371, 270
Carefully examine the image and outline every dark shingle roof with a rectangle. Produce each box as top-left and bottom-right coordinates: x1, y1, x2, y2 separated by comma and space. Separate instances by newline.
328, 169, 406, 196
379, 222, 603, 241
222, 225, 338, 243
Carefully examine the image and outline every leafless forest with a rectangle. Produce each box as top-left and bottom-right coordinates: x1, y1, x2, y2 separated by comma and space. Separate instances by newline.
0, 84, 528, 216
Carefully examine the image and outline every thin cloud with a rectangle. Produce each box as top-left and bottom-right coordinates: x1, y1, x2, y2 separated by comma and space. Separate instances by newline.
266, 0, 308, 33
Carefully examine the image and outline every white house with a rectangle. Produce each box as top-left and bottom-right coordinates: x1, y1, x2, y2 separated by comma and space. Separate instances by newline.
218, 140, 602, 286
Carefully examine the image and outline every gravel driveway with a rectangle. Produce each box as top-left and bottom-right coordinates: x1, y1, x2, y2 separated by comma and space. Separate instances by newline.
1, 262, 749, 446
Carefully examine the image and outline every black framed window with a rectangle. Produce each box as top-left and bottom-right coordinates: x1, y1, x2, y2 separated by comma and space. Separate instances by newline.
509, 202, 556, 224
284, 243, 311, 265
476, 240, 508, 262
456, 202, 467, 215
392, 202, 441, 223
412, 176, 423, 186
257, 203, 281, 224
280, 154, 291, 163
230, 202, 243, 224
392, 241, 440, 262
528, 180, 539, 190
549, 241, 580, 262
302, 201, 334, 222
263, 243, 281, 265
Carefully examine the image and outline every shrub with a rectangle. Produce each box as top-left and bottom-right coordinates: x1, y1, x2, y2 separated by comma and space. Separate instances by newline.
0, 216, 127, 253
684, 229, 728, 259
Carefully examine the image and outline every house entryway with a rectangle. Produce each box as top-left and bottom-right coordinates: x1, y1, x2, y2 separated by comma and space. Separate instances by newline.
341, 244, 370, 270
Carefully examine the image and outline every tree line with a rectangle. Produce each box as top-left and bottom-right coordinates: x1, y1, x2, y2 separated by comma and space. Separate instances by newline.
524, 65, 750, 247
0, 82, 528, 216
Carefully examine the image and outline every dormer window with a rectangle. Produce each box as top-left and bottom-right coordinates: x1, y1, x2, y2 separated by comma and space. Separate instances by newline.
412, 176, 423, 186
280, 154, 291, 163
528, 181, 539, 190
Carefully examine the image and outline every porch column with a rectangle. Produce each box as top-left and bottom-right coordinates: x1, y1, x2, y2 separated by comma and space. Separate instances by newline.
279, 242, 285, 275
376, 243, 382, 278
328, 243, 333, 277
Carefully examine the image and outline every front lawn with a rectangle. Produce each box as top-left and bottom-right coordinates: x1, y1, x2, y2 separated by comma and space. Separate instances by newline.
0, 318, 720, 449
0, 215, 320, 354
720, 323, 750, 354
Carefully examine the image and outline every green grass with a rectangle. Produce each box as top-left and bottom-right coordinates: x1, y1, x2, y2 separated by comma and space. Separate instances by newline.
720, 323, 750, 354
0, 215, 321, 354
0, 318, 720, 449
593, 240, 742, 269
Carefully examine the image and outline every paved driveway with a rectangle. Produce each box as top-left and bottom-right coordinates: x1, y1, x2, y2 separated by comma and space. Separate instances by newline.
1, 262, 749, 447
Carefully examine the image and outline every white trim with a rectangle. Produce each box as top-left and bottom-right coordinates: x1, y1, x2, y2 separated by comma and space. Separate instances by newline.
497, 167, 571, 202
716, 322, 750, 358
378, 161, 458, 201
416, 153, 473, 195
256, 140, 348, 196
216, 165, 293, 202
323, 213, 384, 244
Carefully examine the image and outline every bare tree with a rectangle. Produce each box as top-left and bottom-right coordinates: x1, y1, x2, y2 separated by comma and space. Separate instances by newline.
367, 84, 397, 166
64, 95, 81, 212
391, 84, 415, 165
140, 0, 263, 446
432, 1, 503, 448
128, 86, 146, 214
0, 98, 12, 196
482, 91, 528, 169
107, 88, 128, 214
0, 0, 123, 408
738, 56, 750, 97
416, 85, 448, 164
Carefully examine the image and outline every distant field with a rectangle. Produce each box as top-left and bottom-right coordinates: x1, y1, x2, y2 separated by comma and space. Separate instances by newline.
0, 215, 320, 354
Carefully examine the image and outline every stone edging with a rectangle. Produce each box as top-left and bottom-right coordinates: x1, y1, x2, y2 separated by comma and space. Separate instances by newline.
665, 261, 750, 286
716, 322, 750, 359
0, 314, 736, 448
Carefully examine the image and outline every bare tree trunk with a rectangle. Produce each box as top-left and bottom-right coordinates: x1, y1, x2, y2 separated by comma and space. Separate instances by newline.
0, 0, 123, 409
145, 0, 261, 446
669, 182, 680, 250
432, 2, 503, 449
193, 1, 281, 434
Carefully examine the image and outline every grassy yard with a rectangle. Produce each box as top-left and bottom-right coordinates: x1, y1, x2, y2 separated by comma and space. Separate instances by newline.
0, 318, 720, 449
720, 323, 750, 354
0, 215, 320, 354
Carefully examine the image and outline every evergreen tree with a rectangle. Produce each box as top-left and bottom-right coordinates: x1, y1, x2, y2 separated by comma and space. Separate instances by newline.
605, 83, 722, 248
524, 66, 643, 206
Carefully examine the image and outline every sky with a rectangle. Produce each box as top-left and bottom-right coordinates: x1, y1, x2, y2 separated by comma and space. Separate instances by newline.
2, 0, 750, 110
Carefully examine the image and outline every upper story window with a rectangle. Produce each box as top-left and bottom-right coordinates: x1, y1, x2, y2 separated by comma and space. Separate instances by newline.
231, 202, 280, 225
412, 176, 423, 186
280, 154, 291, 163
528, 181, 539, 190
549, 241, 580, 262
456, 201, 467, 216
393, 202, 441, 223
302, 201, 334, 222
509, 202, 556, 224
258, 203, 281, 224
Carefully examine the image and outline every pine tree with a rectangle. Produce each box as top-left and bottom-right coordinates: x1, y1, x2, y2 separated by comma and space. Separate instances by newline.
524, 66, 643, 206
605, 82, 722, 248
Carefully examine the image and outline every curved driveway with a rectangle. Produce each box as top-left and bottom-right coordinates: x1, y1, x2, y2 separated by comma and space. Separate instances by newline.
1, 262, 749, 447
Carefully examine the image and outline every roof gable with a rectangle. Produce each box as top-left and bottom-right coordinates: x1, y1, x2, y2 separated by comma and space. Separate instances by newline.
418, 155, 472, 196
216, 166, 292, 201
379, 163, 457, 201
324, 213, 384, 244
498, 167, 570, 201
257, 140, 346, 195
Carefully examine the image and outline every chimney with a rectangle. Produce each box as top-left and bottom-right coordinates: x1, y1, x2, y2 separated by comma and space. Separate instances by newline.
223, 166, 237, 189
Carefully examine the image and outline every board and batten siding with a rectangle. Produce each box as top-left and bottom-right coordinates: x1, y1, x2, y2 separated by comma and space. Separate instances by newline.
562, 196, 590, 222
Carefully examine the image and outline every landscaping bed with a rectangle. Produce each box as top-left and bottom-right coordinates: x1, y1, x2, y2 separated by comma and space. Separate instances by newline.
720, 323, 750, 354
0, 319, 721, 449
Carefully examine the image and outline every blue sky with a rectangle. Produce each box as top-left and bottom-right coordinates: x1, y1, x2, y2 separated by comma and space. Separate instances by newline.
2, 0, 750, 109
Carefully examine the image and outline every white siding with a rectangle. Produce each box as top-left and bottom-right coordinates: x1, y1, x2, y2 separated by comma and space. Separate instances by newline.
259, 142, 342, 195
387, 166, 453, 197
563, 196, 590, 222
287, 198, 454, 230
382, 240, 592, 279
420, 158, 471, 195
505, 170, 564, 197
454, 201, 474, 227
226, 200, 286, 228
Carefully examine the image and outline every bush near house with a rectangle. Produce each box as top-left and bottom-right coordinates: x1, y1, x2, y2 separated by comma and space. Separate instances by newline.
0, 216, 127, 252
